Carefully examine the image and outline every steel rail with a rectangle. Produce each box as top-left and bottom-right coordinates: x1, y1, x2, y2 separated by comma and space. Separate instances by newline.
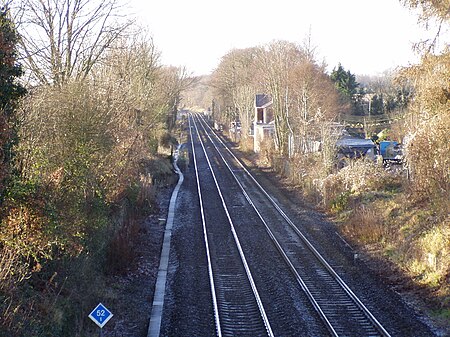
194, 115, 339, 336
188, 117, 222, 337
190, 115, 274, 337
195, 113, 391, 337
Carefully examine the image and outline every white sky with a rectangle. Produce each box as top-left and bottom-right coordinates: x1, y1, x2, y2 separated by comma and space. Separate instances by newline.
128, 0, 439, 76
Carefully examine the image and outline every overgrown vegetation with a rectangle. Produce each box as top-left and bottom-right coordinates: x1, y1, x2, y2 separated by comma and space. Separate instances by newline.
0, 1, 191, 335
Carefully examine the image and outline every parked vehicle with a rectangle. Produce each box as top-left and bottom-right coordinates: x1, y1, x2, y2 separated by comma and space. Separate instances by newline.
379, 141, 403, 164
336, 137, 376, 160
336, 136, 376, 168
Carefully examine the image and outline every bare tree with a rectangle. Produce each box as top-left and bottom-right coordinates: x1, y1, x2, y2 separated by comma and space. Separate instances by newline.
257, 40, 306, 155
211, 48, 259, 140
10, 0, 133, 85
402, 0, 449, 53
16, 32, 164, 193
161, 66, 196, 132
212, 40, 341, 160
288, 61, 341, 173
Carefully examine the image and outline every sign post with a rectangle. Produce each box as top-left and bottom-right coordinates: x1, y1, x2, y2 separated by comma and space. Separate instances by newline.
88, 303, 113, 336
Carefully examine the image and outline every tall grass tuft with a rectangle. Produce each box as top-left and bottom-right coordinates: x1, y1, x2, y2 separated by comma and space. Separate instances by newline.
342, 205, 385, 244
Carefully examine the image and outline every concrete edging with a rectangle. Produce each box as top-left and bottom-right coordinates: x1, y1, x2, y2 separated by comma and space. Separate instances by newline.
147, 146, 184, 337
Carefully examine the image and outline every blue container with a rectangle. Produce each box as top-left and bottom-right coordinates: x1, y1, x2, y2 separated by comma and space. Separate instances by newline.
380, 141, 398, 157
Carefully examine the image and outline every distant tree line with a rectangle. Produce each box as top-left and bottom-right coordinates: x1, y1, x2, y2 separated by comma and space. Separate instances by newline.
211, 40, 341, 175
330, 63, 412, 116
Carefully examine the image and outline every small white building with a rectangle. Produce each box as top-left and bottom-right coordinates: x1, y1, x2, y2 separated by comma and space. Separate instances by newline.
254, 94, 275, 153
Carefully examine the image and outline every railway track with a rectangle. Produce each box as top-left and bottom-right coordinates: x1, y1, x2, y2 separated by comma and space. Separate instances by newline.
189, 116, 273, 337
192, 112, 392, 337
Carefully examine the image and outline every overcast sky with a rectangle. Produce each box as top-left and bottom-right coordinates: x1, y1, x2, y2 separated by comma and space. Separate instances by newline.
128, 0, 439, 76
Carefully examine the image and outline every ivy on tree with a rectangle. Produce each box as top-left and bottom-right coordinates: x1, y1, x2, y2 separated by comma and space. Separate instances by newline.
0, 7, 26, 197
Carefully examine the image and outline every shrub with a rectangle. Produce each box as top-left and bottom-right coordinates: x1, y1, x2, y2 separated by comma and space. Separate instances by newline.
331, 191, 351, 213
400, 50, 450, 203
342, 204, 385, 244
105, 216, 140, 275
320, 159, 391, 208
405, 112, 450, 201
258, 138, 276, 167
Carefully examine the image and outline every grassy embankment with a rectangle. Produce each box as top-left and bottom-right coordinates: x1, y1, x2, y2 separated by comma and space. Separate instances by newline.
236, 132, 449, 328
0, 155, 175, 337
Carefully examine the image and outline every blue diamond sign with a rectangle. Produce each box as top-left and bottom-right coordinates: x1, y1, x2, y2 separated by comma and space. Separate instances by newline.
89, 303, 113, 329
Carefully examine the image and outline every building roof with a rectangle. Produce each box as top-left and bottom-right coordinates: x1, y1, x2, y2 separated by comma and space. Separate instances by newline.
336, 137, 375, 148
255, 94, 272, 108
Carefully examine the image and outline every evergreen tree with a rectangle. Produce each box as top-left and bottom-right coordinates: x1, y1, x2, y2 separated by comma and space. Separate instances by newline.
370, 94, 384, 115
0, 7, 26, 198
330, 63, 359, 98
330, 63, 360, 114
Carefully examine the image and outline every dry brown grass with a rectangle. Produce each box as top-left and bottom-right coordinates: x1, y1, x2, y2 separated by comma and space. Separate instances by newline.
239, 136, 255, 153
342, 204, 386, 244
105, 216, 141, 275
257, 139, 276, 168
